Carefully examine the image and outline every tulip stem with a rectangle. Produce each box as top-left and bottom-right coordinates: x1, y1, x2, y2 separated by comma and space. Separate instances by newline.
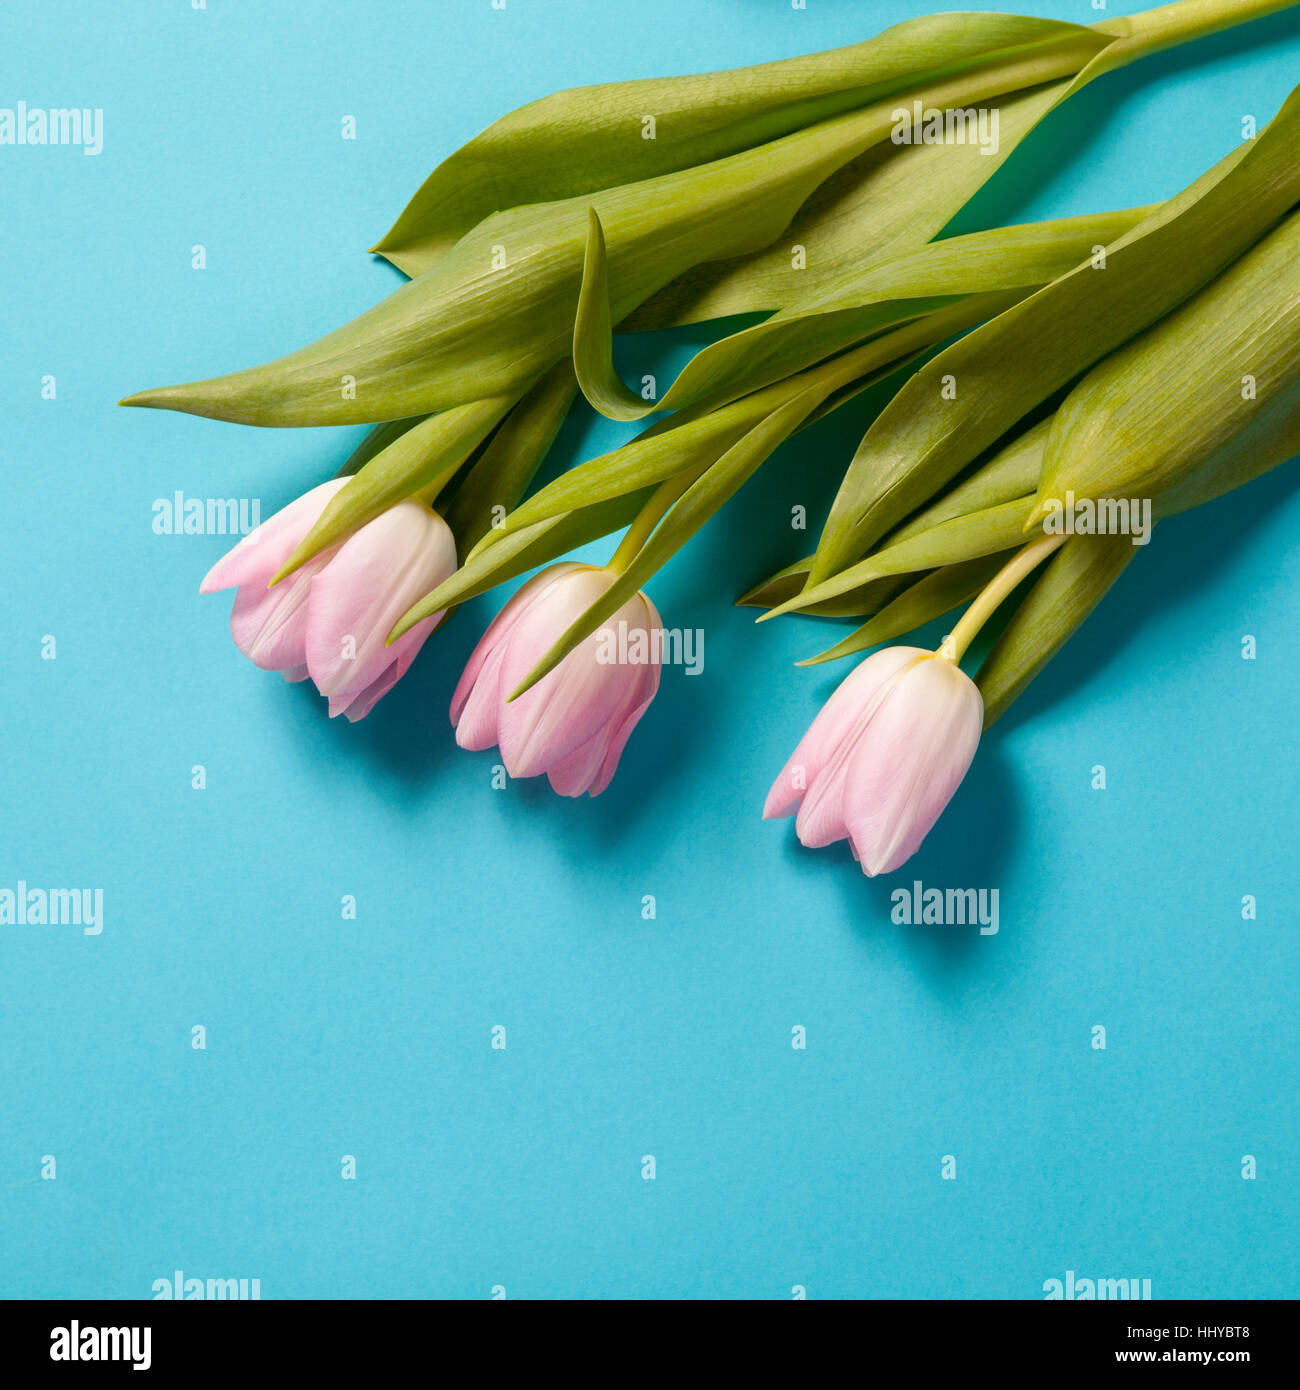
606, 468, 697, 574
1095, 0, 1299, 62
939, 532, 1067, 665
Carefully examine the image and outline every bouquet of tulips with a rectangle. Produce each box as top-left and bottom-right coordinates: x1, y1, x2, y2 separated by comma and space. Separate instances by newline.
125, 0, 1300, 871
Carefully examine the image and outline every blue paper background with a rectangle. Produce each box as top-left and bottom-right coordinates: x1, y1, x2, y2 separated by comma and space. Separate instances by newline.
3, 0, 1298, 1300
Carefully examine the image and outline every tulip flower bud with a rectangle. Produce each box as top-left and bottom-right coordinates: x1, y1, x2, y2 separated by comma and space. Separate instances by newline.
451, 563, 662, 797
765, 646, 982, 874
201, 482, 457, 721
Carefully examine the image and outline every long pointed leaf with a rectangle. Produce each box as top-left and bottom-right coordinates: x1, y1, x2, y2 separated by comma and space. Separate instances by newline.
1032, 204, 1300, 515
375, 12, 1109, 276
764, 496, 1034, 620
499, 288, 1021, 543
800, 553, 1009, 664
442, 360, 579, 552
334, 415, 427, 478
736, 412, 1047, 609
123, 18, 1122, 429
389, 489, 657, 641
579, 205, 1150, 421
809, 84, 1300, 585
628, 0, 1295, 328
272, 394, 518, 582
507, 386, 827, 699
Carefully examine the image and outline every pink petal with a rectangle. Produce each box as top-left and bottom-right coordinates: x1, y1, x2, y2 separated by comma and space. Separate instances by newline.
449, 563, 588, 725
587, 599, 663, 796
765, 646, 927, 821
305, 501, 456, 699
548, 634, 661, 797
449, 567, 663, 791
453, 640, 511, 752
544, 727, 611, 797
588, 684, 659, 797
495, 571, 642, 778
793, 650, 931, 850
228, 556, 331, 672
328, 663, 399, 722
327, 617, 440, 721
329, 617, 435, 701
841, 656, 984, 875
200, 478, 348, 594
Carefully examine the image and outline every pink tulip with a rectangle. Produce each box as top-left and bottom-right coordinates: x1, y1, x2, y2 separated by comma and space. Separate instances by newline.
201, 481, 457, 721
451, 563, 662, 797
764, 646, 983, 875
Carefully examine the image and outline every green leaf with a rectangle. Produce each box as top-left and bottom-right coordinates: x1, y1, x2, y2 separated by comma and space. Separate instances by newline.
763, 496, 1034, 620
1032, 204, 1300, 517
792, 576, 917, 621
627, 79, 1101, 330
272, 394, 518, 582
121, 11, 1131, 429
497, 288, 1021, 544
389, 490, 656, 641
577, 204, 1151, 422
373, 12, 1109, 276
809, 84, 1300, 586
627, 0, 1295, 328
506, 384, 829, 700
334, 415, 427, 478
1157, 373, 1300, 518
120, 93, 972, 427
888, 417, 1050, 544
799, 553, 1009, 664
480, 383, 793, 545
120, 2, 1292, 426
735, 555, 817, 609
441, 360, 579, 553
736, 412, 1047, 611
976, 534, 1137, 728
572, 210, 646, 419
736, 560, 913, 619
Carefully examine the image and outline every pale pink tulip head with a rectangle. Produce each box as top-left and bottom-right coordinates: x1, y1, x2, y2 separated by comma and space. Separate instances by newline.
201, 482, 457, 721
451, 563, 662, 797
765, 646, 983, 876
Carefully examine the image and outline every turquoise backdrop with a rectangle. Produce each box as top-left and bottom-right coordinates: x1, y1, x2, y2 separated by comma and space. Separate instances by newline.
2, 0, 1297, 1298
